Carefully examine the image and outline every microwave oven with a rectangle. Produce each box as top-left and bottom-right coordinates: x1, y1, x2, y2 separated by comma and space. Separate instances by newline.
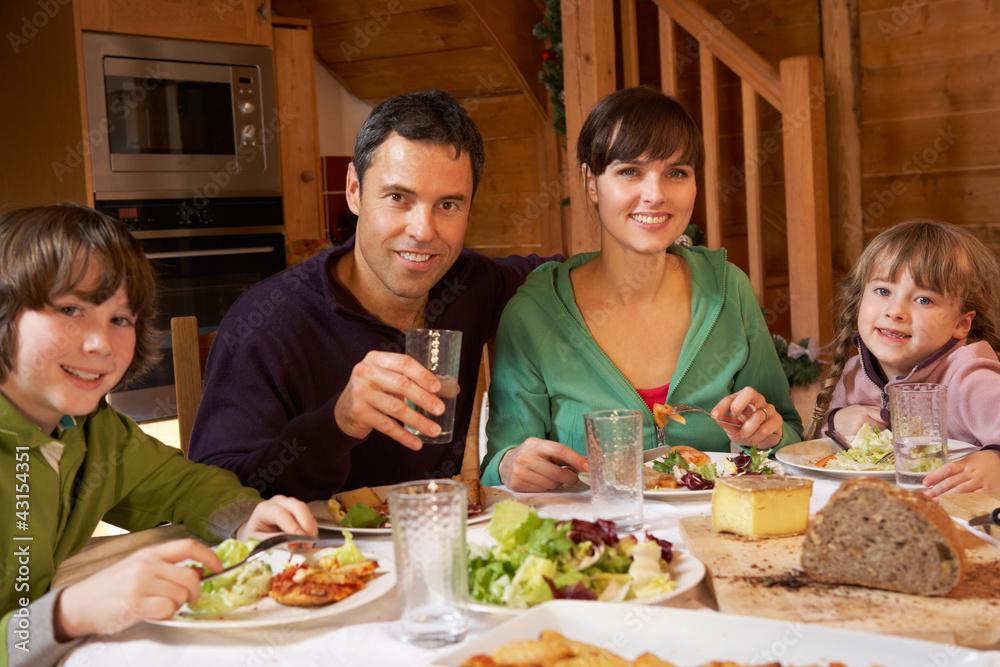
81, 32, 281, 200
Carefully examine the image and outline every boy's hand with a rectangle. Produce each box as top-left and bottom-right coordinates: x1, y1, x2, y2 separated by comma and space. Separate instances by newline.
924, 449, 1000, 498
832, 405, 887, 436
237, 494, 318, 540
54, 539, 222, 639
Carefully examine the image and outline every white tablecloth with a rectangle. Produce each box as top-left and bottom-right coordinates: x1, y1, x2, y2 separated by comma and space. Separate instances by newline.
62, 470, 1000, 666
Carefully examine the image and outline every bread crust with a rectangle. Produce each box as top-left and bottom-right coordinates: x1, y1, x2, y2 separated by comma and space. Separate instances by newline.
801, 477, 966, 596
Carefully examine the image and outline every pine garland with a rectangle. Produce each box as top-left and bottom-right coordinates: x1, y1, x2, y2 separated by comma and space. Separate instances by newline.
772, 334, 823, 387
533, 0, 565, 136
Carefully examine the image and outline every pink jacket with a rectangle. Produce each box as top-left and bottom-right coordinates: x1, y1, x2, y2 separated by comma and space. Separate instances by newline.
830, 334, 1000, 447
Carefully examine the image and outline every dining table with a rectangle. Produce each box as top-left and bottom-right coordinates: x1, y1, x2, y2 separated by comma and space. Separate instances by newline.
60, 459, 1000, 667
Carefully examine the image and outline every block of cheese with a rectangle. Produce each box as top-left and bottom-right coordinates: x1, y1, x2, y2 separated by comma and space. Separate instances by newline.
711, 475, 813, 538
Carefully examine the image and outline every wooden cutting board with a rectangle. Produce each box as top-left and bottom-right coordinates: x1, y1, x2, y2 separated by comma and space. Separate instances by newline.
940, 492, 1000, 539
680, 515, 1000, 648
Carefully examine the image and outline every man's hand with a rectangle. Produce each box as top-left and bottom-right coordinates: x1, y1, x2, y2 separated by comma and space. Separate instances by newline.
55, 539, 223, 640
334, 350, 453, 450
237, 494, 318, 540
498, 438, 589, 492
831, 405, 888, 437
924, 449, 1000, 498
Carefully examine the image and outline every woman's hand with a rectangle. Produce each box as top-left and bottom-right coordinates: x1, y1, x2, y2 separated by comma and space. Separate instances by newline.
710, 386, 782, 449
498, 438, 589, 492
832, 405, 888, 436
237, 494, 318, 541
54, 539, 223, 639
924, 450, 1000, 498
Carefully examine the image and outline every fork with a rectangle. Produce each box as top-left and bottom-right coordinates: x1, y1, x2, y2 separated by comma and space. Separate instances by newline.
877, 444, 978, 466
200, 534, 332, 581
668, 403, 743, 426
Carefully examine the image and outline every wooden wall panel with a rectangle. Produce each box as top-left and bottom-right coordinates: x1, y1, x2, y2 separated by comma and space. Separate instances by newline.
272, 0, 455, 26
862, 112, 994, 175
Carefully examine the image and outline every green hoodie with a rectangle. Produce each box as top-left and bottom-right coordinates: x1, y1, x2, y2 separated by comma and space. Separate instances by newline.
482, 245, 802, 486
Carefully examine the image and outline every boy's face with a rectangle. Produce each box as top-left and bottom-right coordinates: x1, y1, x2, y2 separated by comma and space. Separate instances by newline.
857, 267, 975, 380
0, 258, 136, 434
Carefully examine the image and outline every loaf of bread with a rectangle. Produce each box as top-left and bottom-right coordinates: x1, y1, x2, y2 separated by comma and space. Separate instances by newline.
801, 477, 966, 596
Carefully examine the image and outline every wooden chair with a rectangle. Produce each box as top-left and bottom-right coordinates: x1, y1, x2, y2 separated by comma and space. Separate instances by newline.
460, 343, 493, 482
170, 316, 216, 457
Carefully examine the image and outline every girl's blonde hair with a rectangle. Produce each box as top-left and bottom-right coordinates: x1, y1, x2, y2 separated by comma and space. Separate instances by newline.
0, 204, 160, 389
803, 219, 1000, 439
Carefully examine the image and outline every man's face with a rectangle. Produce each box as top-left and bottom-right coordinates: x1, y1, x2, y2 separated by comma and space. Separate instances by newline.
346, 133, 472, 305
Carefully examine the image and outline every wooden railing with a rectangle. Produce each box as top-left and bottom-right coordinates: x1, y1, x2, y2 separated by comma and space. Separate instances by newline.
561, 0, 833, 344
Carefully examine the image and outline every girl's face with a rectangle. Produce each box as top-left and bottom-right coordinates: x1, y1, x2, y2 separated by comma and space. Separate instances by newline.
586, 149, 696, 256
0, 257, 136, 434
857, 267, 975, 379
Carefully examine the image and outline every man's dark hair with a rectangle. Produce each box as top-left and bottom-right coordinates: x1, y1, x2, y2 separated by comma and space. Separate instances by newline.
353, 89, 485, 196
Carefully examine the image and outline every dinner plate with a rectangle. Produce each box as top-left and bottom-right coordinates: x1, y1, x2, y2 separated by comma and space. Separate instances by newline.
436, 599, 989, 666
148, 550, 395, 629
467, 548, 706, 616
776, 438, 970, 479
308, 486, 514, 534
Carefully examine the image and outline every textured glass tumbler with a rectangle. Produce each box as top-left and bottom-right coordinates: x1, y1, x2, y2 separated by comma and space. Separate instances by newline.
388, 479, 468, 646
888, 383, 949, 491
584, 409, 644, 532
405, 329, 462, 444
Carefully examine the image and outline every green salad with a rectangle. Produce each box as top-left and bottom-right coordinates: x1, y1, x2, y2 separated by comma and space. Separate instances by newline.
467, 501, 674, 609
184, 538, 273, 617
823, 423, 894, 471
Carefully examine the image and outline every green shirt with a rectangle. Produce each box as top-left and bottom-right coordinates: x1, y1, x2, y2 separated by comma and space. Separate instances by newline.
482, 246, 803, 486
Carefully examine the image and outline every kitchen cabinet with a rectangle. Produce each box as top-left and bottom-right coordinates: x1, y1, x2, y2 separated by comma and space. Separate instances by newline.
273, 17, 324, 243
78, 0, 273, 46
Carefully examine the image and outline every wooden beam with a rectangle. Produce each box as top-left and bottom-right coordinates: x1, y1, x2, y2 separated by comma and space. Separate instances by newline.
742, 80, 764, 304
620, 0, 640, 88
700, 50, 722, 250
562, 0, 616, 254
652, 0, 781, 110
780, 56, 833, 345
658, 9, 678, 95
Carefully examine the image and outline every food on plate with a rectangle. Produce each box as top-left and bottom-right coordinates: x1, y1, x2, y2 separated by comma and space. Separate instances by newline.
184, 538, 273, 617
801, 477, 966, 596
453, 474, 484, 516
653, 402, 687, 426
649, 446, 776, 491
467, 501, 674, 608
460, 629, 854, 667
327, 477, 483, 528
642, 465, 678, 490
712, 475, 813, 538
816, 423, 894, 471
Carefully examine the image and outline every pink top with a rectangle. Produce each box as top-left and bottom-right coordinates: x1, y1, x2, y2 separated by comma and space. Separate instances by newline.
636, 383, 670, 413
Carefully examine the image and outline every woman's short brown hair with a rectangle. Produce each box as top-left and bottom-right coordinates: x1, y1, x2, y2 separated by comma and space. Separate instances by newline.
577, 86, 704, 177
0, 204, 160, 389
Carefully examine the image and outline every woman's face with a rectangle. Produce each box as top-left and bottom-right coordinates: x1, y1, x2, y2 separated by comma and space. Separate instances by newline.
586, 149, 697, 256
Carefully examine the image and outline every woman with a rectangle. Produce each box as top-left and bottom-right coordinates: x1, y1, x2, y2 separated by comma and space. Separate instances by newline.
481, 86, 801, 492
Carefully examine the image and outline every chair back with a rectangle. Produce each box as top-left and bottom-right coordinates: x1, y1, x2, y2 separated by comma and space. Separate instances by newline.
170, 316, 216, 456
460, 342, 492, 480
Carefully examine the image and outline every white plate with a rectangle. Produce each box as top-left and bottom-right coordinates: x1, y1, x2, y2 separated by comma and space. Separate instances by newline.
776, 438, 970, 479
437, 599, 988, 667
467, 548, 706, 616
644, 451, 784, 500
147, 551, 395, 630
308, 486, 513, 534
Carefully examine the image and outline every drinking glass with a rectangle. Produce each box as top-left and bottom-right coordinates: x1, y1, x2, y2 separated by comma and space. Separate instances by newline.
584, 409, 644, 532
888, 383, 949, 491
388, 479, 468, 646
405, 329, 462, 443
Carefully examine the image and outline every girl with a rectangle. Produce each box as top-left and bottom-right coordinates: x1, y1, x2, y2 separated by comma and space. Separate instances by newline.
804, 219, 1000, 498
1, 204, 316, 666
481, 86, 801, 492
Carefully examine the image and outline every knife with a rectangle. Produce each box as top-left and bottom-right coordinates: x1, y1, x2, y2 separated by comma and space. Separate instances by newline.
968, 507, 1000, 527
824, 430, 851, 452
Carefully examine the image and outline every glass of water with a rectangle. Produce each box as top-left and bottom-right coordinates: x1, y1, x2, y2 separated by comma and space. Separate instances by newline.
405, 329, 462, 444
888, 383, 949, 491
584, 409, 644, 532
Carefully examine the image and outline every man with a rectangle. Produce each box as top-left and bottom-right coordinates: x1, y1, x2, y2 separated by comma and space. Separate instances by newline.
188, 90, 558, 500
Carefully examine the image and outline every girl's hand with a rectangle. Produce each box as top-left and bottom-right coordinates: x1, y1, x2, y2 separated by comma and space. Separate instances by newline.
923, 450, 1000, 498
54, 539, 223, 639
711, 386, 782, 449
498, 438, 589, 492
832, 405, 888, 437
237, 495, 318, 540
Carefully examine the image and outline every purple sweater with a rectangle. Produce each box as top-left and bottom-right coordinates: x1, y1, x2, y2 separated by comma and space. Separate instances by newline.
830, 333, 1000, 448
188, 240, 554, 500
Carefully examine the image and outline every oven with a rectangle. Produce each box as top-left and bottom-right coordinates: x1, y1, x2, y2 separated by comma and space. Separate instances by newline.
96, 197, 285, 422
